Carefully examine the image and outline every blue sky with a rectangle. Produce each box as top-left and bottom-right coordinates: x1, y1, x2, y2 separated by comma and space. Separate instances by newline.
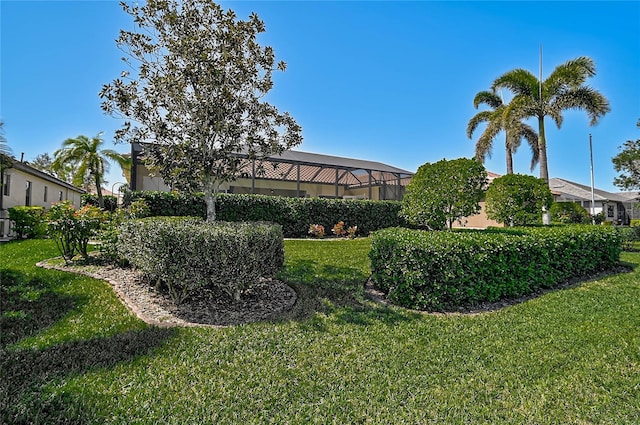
1, 1, 639, 193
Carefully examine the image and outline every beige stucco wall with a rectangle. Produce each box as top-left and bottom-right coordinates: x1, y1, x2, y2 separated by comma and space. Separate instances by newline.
452, 201, 504, 229
2, 168, 82, 209
1, 167, 83, 237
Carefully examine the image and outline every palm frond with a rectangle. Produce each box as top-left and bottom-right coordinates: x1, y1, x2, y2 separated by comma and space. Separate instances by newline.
466, 111, 493, 138
551, 86, 611, 126
492, 69, 539, 98
473, 90, 503, 109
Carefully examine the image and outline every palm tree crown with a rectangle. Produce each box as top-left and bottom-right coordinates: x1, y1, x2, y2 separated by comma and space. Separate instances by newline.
491, 56, 610, 183
53, 132, 128, 209
467, 90, 538, 174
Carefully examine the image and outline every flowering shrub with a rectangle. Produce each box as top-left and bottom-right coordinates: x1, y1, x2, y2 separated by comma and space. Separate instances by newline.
47, 201, 78, 261
308, 224, 325, 238
332, 221, 346, 237
47, 201, 105, 261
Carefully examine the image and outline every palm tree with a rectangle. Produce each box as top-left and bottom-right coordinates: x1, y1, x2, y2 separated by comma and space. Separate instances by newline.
467, 90, 539, 174
491, 56, 610, 183
53, 132, 129, 209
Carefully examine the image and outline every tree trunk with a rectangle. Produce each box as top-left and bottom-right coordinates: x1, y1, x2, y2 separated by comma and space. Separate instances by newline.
95, 171, 104, 209
203, 177, 217, 222
538, 115, 551, 225
505, 139, 514, 174
537, 115, 549, 183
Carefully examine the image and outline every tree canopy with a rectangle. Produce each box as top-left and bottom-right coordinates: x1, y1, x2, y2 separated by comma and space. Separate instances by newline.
612, 119, 640, 192
100, 0, 302, 221
401, 158, 487, 230
53, 133, 128, 209
485, 174, 553, 227
492, 56, 609, 184
467, 90, 538, 174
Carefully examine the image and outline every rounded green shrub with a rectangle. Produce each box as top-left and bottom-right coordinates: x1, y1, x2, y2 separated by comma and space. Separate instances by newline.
549, 202, 591, 224
117, 217, 285, 303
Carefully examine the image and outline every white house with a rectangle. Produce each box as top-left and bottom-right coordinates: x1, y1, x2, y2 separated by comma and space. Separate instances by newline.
1, 159, 85, 237
549, 177, 638, 224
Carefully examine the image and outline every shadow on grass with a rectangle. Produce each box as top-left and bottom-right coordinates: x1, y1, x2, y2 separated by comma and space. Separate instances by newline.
0, 268, 84, 347
1, 327, 177, 425
1, 267, 178, 423
276, 259, 421, 328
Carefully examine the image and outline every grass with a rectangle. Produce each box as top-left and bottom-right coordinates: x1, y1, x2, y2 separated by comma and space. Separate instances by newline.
2, 238, 639, 424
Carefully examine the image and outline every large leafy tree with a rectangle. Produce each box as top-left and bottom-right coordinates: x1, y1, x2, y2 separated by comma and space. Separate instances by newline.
485, 174, 553, 227
53, 133, 128, 209
100, 0, 302, 221
612, 119, 640, 192
492, 56, 610, 183
467, 90, 538, 174
401, 158, 487, 230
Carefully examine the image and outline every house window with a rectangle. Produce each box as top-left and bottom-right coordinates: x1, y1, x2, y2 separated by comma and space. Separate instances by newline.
607, 205, 614, 218
3, 174, 9, 196
44, 186, 48, 203
58, 190, 64, 201
25, 181, 32, 206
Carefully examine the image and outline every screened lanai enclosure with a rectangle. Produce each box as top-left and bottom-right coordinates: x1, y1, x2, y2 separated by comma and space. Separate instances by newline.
129, 143, 414, 201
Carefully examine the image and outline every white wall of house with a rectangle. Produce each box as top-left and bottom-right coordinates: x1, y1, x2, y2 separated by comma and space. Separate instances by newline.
1, 164, 84, 237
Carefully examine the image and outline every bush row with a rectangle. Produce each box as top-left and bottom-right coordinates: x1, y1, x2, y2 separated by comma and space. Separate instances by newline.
7, 206, 46, 239
116, 217, 285, 303
81, 194, 119, 212
123, 191, 404, 237
369, 225, 622, 311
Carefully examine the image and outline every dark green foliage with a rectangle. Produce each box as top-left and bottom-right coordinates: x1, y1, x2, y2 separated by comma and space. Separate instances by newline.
549, 201, 592, 224
369, 225, 622, 311
612, 137, 640, 191
401, 158, 487, 230
82, 194, 118, 212
123, 191, 404, 237
485, 174, 553, 226
618, 226, 640, 251
8, 206, 46, 239
117, 217, 285, 303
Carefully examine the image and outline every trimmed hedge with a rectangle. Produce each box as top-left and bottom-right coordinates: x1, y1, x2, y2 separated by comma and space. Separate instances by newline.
369, 225, 622, 311
81, 194, 119, 212
123, 191, 404, 237
117, 217, 285, 303
8, 206, 46, 239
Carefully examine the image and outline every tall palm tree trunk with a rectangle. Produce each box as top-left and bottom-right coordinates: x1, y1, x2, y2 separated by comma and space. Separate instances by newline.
537, 116, 549, 183
505, 136, 514, 174
94, 171, 104, 209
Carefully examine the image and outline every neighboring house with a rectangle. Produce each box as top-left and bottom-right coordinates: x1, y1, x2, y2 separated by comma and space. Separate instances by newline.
549, 177, 638, 225
0, 159, 85, 237
453, 171, 504, 229
128, 144, 414, 201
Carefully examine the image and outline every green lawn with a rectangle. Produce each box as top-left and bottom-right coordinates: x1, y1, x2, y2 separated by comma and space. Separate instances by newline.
2, 238, 639, 424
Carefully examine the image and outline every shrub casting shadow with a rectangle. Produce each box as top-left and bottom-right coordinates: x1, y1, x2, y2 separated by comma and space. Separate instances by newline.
275, 259, 422, 328
0, 268, 83, 347
1, 327, 177, 424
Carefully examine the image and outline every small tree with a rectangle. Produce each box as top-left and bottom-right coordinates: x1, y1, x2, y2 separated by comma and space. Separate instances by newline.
485, 174, 553, 226
612, 118, 640, 192
100, 0, 302, 222
401, 158, 487, 230
549, 201, 591, 224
